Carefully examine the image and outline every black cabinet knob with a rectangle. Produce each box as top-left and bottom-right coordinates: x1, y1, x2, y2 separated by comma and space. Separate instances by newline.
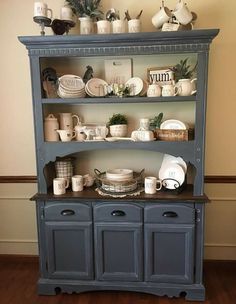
162, 211, 178, 218
111, 210, 126, 217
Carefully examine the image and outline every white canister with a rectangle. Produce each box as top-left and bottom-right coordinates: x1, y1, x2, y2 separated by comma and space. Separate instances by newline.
128, 19, 141, 33
97, 20, 111, 34
79, 17, 94, 35
44, 114, 59, 141
60, 6, 73, 21
112, 20, 126, 33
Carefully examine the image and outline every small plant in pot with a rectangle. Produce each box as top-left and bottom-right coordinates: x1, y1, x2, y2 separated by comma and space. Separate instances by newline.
171, 58, 197, 82
107, 113, 128, 137
65, 0, 103, 20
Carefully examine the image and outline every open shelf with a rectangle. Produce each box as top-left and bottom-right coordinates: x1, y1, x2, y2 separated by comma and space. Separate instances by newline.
42, 96, 197, 105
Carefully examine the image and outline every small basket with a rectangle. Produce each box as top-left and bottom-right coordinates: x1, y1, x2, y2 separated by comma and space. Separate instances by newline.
155, 129, 194, 141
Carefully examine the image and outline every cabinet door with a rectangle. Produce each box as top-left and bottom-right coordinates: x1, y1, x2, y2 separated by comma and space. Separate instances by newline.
45, 221, 93, 280
145, 223, 195, 283
94, 222, 143, 281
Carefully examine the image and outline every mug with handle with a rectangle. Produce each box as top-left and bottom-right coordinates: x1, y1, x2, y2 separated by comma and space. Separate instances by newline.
53, 177, 69, 195
145, 176, 162, 194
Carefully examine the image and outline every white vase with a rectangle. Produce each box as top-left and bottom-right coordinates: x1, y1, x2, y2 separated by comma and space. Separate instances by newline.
79, 17, 94, 35
109, 124, 128, 137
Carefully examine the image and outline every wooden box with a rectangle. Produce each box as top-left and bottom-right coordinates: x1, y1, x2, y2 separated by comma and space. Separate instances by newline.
155, 129, 194, 141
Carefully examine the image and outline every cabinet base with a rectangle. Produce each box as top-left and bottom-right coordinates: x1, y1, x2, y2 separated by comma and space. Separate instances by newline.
38, 279, 205, 301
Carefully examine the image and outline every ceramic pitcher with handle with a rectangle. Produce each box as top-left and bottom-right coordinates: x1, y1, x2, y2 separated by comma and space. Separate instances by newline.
176, 78, 197, 96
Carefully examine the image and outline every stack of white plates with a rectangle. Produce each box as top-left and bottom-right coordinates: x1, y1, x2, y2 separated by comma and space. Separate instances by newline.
57, 74, 86, 98
160, 119, 188, 130
159, 154, 187, 189
85, 78, 109, 97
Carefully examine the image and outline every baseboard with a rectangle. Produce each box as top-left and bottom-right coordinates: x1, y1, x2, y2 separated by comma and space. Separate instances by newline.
0, 254, 38, 263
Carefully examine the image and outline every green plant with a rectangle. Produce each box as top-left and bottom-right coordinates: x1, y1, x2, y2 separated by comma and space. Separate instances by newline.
149, 113, 163, 130
65, 0, 103, 19
172, 58, 197, 82
108, 113, 128, 126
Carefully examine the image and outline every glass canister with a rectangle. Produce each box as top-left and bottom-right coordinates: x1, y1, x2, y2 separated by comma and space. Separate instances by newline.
44, 114, 59, 141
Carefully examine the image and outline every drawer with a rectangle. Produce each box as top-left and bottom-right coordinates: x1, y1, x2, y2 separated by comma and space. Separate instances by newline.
44, 202, 92, 221
94, 203, 142, 222
144, 204, 195, 224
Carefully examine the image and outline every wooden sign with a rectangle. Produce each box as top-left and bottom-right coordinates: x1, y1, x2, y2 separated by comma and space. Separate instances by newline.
147, 66, 174, 85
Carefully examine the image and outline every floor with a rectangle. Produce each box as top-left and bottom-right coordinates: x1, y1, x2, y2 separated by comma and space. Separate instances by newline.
0, 257, 235, 304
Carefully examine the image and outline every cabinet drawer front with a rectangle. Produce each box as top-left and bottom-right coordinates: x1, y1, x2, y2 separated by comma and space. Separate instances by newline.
44, 202, 91, 221
94, 203, 142, 222
145, 204, 195, 224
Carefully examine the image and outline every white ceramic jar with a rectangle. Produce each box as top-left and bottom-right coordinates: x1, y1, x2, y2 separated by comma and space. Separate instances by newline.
44, 114, 59, 141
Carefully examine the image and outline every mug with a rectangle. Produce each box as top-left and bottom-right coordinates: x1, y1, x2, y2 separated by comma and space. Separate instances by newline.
97, 20, 111, 34
60, 6, 73, 21
72, 175, 85, 192
95, 126, 109, 139
34, 2, 52, 18
173, 0, 193, 25
162, 84, 179, 97
152, 6, 172, 29
53, 178, 69, 195
112, 20, 126, 33
56, 129, 76, 142
83, 174, 95, 187
162, 22, 180, 32
145, 177, 162, 194
147, 84, 162, 97
128, 19, 141, 33
59, 113, 80, 130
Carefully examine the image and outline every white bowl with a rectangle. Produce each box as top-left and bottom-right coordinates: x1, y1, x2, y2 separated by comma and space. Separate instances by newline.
106, 169, 133, 181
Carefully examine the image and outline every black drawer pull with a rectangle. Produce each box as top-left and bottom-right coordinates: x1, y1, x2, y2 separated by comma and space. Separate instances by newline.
61, 209, 75, 216
162, 211, 178, 218
111, 210, 126, 217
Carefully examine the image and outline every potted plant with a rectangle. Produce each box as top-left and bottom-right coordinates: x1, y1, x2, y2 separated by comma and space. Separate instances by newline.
65, 0, 104, 34
107, 113, 128, 137
172, 58, 197, 96
172, 58, 197, 82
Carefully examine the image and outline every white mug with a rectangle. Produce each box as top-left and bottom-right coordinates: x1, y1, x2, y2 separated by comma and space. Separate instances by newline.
152, 6, 172, 29
83, 174, 95, 187
34, 2, 52, 18
72, 175, 85, 192
97, 20, 111, 34
95, 126, 109, 139
59, 113, 80, 130
145, 177, 162, 194
162, 84, 179, 97
56, 129, 76, 142
173, 0, 193, 25
112, 20, 126, 33
53, 178, 69, 195
128, 19, 141, 33
60, 6, 73, 21
147, 84, 162, 97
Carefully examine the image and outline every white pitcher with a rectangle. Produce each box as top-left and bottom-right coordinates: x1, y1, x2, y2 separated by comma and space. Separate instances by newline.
59, 113, 80, 130
176, 78, 197, 96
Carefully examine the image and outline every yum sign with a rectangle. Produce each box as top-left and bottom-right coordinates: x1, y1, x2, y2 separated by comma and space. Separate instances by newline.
147, 67, 174, 85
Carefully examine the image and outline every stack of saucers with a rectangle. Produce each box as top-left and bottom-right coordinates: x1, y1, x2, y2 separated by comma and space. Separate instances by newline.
57, 74, 86, 98
85, 78, 109, 97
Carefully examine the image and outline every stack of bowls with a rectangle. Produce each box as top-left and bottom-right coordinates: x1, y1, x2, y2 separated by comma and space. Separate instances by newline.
57, 74, 86, 98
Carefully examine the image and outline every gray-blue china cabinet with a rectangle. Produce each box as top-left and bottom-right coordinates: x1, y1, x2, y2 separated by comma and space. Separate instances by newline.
19, 29, 219, 301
